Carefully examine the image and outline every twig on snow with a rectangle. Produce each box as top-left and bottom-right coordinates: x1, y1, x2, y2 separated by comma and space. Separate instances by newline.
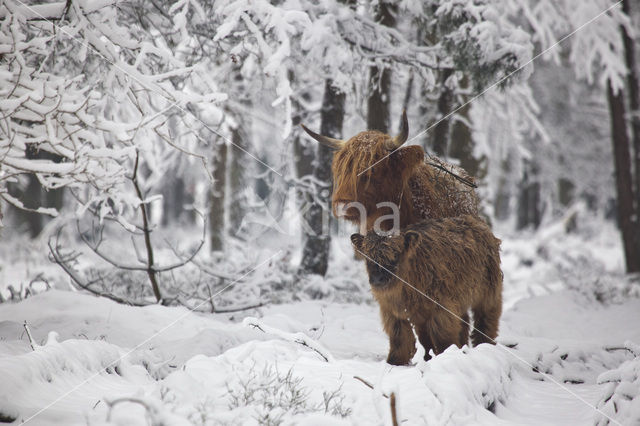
23, 321, 36, 351
390, 392, 398, 426
104, 396, 159, 422
243, 317, 335, 362
353, 376, 389, 399
214, 302, 264, 313
604, 341, 640, 357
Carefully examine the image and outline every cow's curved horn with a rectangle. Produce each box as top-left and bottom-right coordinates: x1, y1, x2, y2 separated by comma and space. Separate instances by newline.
300, 124, 344, 150
384, 110, 409, 150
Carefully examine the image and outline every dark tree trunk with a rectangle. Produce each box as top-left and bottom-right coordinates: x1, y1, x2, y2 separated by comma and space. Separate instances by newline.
162, 176, 188, 226
23, 176, 43, 238
621, 0, 640, 269
557, 178, 575, 207
516, 162, 543, 230
161, 114, 192, 226
366, 1, 396, 132
448, 102, 480, 178
298, 80, 345, 276
607, 80, 640, 273
20, 144, 66, 237
431, 68, 453, 157
210, 141, 227, 252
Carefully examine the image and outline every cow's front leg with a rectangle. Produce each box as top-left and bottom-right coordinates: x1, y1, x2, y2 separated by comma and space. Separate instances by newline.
382, 312, 416, 365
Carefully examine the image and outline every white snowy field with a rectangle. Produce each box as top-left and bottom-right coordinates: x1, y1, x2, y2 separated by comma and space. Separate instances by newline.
0, 217, 639, 425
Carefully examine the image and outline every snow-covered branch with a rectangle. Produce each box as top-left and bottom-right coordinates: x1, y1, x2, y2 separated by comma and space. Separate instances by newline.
243, 316, 335, 362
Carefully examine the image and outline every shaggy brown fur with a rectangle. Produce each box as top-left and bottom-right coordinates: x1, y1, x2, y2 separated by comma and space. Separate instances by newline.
331, 131, 479, 231
351, 215, 503, 365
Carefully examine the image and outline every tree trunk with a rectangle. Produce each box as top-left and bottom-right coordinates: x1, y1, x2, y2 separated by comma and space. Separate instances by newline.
516, 161, 543, 230
162, 116, 193, 226
298, 80, 345, 276
229, 117, 249, 231
162, 175, 188, 226
431, 68, 453, 157
621, 0, 640, 268
448, 102, 480, 178
210, 141, 227, 252
228, 66, 252, 231
557, 178, 575, 207
366, 1, 395, 132
22, 144, 66, 237
607, 80, 640, 272
494, 156, 513, 221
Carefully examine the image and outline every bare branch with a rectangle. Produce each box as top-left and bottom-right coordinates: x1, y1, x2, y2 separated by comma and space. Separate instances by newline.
390, 392, 398, 426
23, 321, 36, 351
244, 317, 334, 362
48, 230, 150, 306
130, 151, 162, 303
353, 376, 390, 399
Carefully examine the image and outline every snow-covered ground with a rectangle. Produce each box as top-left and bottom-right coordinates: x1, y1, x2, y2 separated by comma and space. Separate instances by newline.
1, 216, 639, 425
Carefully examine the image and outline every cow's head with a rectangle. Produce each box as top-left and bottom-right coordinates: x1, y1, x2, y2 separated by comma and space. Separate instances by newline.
301, 111, 424, 227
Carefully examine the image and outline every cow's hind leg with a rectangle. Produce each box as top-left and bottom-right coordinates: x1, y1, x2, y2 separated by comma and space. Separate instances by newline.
458, 311, 470, 347
415, 321, 436, 361
471, 297, 501, 346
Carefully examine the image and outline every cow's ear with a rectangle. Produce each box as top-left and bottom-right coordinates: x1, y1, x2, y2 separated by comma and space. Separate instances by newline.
394, 145, 424, 171
351, 233, 364, 250
404, 230, 420, 250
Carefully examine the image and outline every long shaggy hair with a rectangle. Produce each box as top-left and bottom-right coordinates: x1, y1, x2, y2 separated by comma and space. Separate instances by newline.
331, 131, 479, 231
351, 215, 503, 365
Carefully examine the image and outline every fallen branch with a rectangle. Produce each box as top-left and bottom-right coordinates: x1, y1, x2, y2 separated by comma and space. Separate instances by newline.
390, 392, 398, 426
353, 376, 389, 399
104, 396, 163, 423
214, 302, 264, 314
23, 321, 36, 351
604, 341, 640, 357
186, 297, 265, 314
243, 317, 335, 362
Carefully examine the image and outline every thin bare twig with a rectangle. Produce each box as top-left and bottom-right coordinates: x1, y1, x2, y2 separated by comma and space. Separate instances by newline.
214, 302, 264, 313
131, 151, 162, 303
353, 376, 389, 399
390, 392, 398, 426
48, 229, 150, 306
245, 318, 334, 362
23, 321, 36, 351
425, 160, 478, 189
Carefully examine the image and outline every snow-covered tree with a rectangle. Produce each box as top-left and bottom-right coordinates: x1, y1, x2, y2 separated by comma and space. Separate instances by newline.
0, 0, 225, 228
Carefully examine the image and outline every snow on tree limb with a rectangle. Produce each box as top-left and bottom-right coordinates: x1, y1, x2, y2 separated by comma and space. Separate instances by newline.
0, 0, 226, 217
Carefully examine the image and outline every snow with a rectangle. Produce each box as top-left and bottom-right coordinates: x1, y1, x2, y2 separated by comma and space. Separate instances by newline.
0, 216, 638, 425
1, 0, 637, 423
1, 288, 637, 425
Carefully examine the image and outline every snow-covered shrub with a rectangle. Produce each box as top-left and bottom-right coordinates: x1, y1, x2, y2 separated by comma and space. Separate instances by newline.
0, 0, 224, 217
595, 341, 640, 425
418, 344, 516, 422
226, 364, 351, 425
499, 207, 630, 305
